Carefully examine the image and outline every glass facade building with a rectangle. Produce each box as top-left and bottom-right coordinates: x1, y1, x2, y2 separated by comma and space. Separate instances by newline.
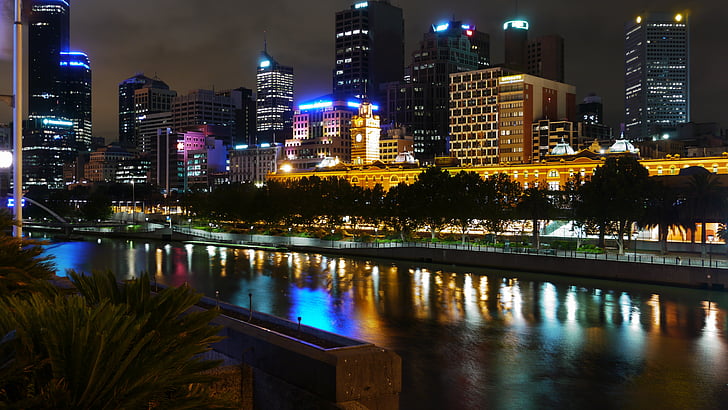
256, 51, 294, 145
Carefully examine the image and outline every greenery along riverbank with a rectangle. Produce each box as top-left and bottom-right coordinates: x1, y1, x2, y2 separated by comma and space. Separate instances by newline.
180, 156, 727, 256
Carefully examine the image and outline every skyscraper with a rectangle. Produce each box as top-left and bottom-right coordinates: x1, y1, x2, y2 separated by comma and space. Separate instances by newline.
118, 73, 172, 148
26, 0, 91, 189
624, 12, 689, 141
333, 1, 404, 102
386, 20, 489, 162
503, 19, 565, 83
256, 50, 294, 144
59, 51, 92, 152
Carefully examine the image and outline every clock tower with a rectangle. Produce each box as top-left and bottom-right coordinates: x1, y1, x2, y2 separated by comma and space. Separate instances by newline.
350, 101, 381, 165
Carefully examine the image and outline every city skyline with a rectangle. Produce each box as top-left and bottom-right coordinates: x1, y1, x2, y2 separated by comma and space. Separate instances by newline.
1, 0, 725, 140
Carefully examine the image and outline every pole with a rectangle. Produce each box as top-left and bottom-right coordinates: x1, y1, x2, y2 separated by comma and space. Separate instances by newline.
131, 180, 135, 224
13, 0, 23, 238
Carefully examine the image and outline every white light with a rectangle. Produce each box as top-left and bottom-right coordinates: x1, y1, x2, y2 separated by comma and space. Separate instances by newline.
0, 151, 12, 168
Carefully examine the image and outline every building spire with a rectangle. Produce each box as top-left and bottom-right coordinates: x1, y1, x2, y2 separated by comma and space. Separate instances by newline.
263, 31, 268, 53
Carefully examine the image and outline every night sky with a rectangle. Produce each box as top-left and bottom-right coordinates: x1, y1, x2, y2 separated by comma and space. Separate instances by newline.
1, 0, 726, 141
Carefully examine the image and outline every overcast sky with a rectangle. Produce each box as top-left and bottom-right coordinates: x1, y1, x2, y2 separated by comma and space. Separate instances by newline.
1, 0, 725, 140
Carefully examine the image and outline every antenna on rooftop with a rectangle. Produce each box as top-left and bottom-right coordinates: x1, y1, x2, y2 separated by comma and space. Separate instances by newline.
263, 31, 268, 53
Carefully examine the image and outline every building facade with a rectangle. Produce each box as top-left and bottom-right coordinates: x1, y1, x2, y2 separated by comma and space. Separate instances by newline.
449, 68, 576, 166
229, 143, 283, 185
118, 73, 171, 148
386, 21, 489, 163
351, 102, 381, 165
333, 0, 404, 102
624, 12, 689, 141
503, 19, 565, 83
256, 50, 294, 145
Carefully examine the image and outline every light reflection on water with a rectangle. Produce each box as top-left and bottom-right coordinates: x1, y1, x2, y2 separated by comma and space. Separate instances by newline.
44, 238, 728, 409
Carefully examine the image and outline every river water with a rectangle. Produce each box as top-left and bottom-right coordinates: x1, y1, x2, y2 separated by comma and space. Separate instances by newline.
42, 237, 728, 409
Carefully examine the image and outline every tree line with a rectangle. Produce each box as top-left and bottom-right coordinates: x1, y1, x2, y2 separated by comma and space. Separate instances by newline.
182, 156, 727, 256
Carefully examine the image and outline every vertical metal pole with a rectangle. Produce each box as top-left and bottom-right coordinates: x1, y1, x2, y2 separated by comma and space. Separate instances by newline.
13, 0, 23, 238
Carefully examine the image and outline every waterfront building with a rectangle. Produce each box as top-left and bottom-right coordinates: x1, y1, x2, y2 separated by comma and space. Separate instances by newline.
229, 143, 283, 185
115, 157, 152, 185
386, 20, 489, 163
285, 97, 364, 170
186, 137, 228, 191
270, 151, 728, 194
449, 68, 576, 166
59, 51, 92, 152
118, 73, 172, 148
137, 112, 172, 185
624, 12, 689, 141
351, 101, 381, 165
333, 1, 404, 103
256, 50, 294, 145
133, 85, 177, 152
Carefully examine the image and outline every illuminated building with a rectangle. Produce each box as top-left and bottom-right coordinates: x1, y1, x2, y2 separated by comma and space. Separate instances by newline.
386, 20, 489, 163
351, 101, 381, 165
504, 19, 565, 83
333, 1, 404, 103
59, 51, 92, 152
229, 143, 283, 185
625, 12, 689, 141
532, 120, 579, 163
285, 98, 368, 170
118, 73, 171, 148
379, 126, 414, 163
449, 69, 576, 166
256, 49, 294, 145
172, 89, 243, 147
137, 112, 172, 185
577, 94, 613, 145
84, 144, 135, 183
132, 85, 177, 152
269, 151, 728, 194
185, 137, 228, 191
26, 0, 91, 188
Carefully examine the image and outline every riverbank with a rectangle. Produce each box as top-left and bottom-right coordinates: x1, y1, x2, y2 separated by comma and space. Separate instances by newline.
30, 225, 728, 291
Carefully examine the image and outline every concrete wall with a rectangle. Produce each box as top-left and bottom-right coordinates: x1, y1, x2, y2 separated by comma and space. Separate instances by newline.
332, 246, 727, 290
200, 300, 402, 410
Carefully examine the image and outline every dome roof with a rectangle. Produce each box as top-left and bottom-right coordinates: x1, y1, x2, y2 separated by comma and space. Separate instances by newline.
550, 140, 575, 156
607, 139, 639, 153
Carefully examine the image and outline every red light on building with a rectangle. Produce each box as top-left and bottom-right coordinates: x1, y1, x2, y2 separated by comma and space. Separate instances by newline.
465, 30, 473, 37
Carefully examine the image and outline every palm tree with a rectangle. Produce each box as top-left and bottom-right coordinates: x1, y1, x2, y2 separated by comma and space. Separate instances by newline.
0, 271, 231, 408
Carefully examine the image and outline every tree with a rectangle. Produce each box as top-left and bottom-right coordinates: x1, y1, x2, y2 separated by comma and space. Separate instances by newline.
639, 179, 688, 255
0, 271, 230, 408
479, 173, 522, 242
0, 210, 56, 296
383, 182, 419, 241
684, 172, 727, 257
410, 167, 452, 240
516, 184, 557, 249
449, 171, 485, 244
577, 156, 650, 254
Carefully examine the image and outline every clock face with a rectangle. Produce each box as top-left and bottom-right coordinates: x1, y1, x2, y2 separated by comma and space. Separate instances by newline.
355, 133, 363, 142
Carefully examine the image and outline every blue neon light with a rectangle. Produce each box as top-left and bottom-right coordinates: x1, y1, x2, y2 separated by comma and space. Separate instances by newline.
234, 144, 249, 150
354, 2, 368, 9
347, 101, 379, 111
299, 101, 333, 110
7, 198, 26, 208
433, 23, 449, 32
42, 118, 73, 127
260, 60, 271, 68
461, 24, 473, 30
260, 143, 271, 148
504, 20, 529, 30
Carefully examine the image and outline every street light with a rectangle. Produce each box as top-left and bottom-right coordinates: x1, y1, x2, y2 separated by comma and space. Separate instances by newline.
708, 234, 714, 267
131, 179, 135, 224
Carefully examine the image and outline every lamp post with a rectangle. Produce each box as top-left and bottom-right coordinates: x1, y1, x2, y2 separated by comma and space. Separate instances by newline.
708, 234, 714, 267
131, 179, 135, 224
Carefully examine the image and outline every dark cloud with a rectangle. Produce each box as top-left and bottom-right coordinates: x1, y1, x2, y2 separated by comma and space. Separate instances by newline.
1, 0, 725, 140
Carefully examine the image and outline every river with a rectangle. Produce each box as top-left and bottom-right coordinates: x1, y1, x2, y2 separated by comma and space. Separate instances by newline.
42, 236, 728, 409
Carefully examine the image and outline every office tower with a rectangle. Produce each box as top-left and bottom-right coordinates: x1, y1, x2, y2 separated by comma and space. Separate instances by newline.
624, 12, 689, 141
118, 73, 172, 148
577, 94, 613, 148
218, 87, 256, 146
504, 20, 528, 72
386, 20, 489, 163
59, 51, 92, 152
526, 35, 564, 83
284, 97, 367, 170
26, 0, 91, 189
333, 1, 404, 102
133, 85, 177, 152
503, 19, 565, 83
256, 50, 294, 144
449, 69, 576, 166
172, 89, 243, 146
229, 144, 283, 185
